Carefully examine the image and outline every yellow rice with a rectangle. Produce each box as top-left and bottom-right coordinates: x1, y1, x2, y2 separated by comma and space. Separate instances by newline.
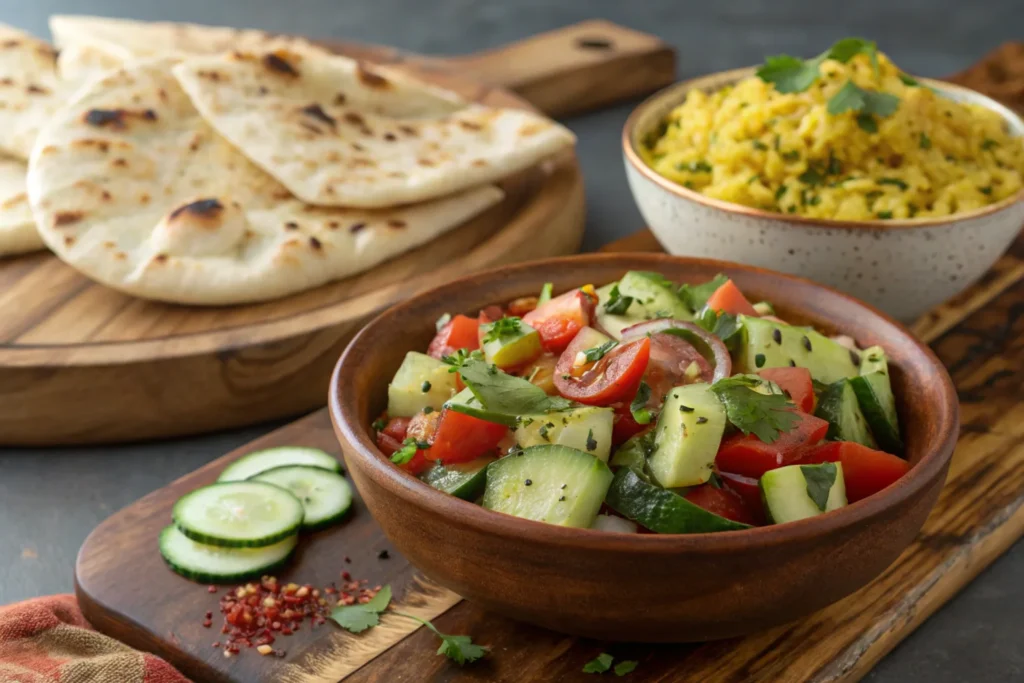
641, 51, 1024, 220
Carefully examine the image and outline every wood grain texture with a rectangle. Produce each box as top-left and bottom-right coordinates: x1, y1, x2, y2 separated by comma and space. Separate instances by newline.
0, 22, 678, 446
76, 236, 1024, 683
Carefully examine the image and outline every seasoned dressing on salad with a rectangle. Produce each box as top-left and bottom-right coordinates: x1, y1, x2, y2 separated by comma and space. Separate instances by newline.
374, 272, 909, 533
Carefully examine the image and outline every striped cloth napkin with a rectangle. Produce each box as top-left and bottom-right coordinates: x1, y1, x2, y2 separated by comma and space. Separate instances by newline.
0, 595, 188, 682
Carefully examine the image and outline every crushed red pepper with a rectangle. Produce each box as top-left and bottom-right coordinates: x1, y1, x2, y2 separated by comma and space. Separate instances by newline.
208, 573, 381, 659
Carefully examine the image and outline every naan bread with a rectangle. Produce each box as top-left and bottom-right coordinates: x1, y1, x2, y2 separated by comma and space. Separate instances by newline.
27, 58, 503, 305
56, 40, 126, 82
172, 49, 576, 208
49, 15, 327, 59
0, 24, 64, 160
0, 156, 43, 256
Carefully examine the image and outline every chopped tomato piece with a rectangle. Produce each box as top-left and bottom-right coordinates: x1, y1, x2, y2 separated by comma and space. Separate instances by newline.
375, 416, 431, 474
706, 279, 758, 317
380, 416, 410, 442
506, 296, 539, 317
520, 352, 559, 395
425, 409, 508, 464
794, 441, 910, 502
554, 331, 650, 406
758, 367, 815, 413
684, 484, 757, 526
612, 404, 648, 445
717, 471, 767, 525
715, 412, 830, 479
522, 289, 597, 354
426, 314, 480, 359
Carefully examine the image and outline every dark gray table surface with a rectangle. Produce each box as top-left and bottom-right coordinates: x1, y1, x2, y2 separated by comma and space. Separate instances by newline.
0, 0, 1020, 680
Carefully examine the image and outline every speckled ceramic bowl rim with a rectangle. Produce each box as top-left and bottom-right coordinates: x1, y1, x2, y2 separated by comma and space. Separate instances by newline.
622, 66, 1024, 231
330, 253, 959, 555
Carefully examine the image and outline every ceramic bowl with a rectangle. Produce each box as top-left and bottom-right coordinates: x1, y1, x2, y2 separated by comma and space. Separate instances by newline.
329, 254, 959, 642
623, 68, 1024, 322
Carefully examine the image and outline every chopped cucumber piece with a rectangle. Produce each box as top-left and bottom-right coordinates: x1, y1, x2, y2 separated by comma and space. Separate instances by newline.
482, 445, 612, 528
760, 462, 847, 524
594, 282, 649, 340
850, 346, 903, 455
815, 379, 877, 448
420, 455, 495, 500
172, 481, 304, 548
605, 468, 750, 533
445, 387, 517, 427
251, 466, 353, 531
736, 316, 858, 383
610, 430, 655, 470
515, 406, 614, 462
218, 446, 340, 482
387, 352, 459, 418
648, 384, 726, 488
159, 525, 297, 584
618, 271, 692, 320
591, 514, 638, 533
481, 319, 542, 369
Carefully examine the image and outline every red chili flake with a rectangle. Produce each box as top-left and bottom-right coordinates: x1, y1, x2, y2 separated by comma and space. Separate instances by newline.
341, 571, 351, 581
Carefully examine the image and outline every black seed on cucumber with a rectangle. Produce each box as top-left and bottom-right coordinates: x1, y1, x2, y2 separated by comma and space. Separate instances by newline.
421, 380, 432, 392
789, 359, 797, 367
696, 416, 708, 424
802, 335, 812, 351
772, 328, 783, 344
525, 479, 533, 486
679, 404, 694, 412
755, 353, 766, 368
850, 350, 861, 367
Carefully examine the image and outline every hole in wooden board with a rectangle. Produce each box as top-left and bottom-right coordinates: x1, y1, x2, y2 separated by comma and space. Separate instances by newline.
575, 36, 614, 51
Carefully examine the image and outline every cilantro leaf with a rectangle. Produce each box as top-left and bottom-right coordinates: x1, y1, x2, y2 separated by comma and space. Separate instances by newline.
441, 348, 484, 372
582, 340, 618, 364
826, 37, 879, 77
827, 80, 899, 120
458, 359, 573, 417
878, 177, 908, 190
630, 382, 653, 425
613, 429, 656, 472
393, 610, 489, 665
677, 274, 727, 312
694, 307, 742, 349
482, 316, 522, 344
919, 132, 931, 149
390, 439, 420, 465
436, 634, 488, 665
538, 282, 553, 305
857, 113, 878, 133
798, 166, 825, 186
710, 377, 800, 443
801, 462, 838, 511
371, 417, 387, 431
675, 160, 713, 173
435, 313, 452, 333
898, 71, 919, 86
615, 660, 640, 676
331, 607, 379, 633
756, 54, 822, 93
330, 585, 391, 633
583, 653, 614, 674
603, 284, 634, 315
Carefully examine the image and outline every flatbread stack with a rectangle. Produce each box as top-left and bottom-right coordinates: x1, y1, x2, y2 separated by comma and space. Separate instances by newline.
0, 15, 576, 305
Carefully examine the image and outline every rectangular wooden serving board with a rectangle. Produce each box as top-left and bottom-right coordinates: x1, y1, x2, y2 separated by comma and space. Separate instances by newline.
76, 226, 1024, 683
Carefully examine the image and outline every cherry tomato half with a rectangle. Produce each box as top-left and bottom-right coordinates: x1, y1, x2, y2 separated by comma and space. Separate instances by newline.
554, 331, 650, 406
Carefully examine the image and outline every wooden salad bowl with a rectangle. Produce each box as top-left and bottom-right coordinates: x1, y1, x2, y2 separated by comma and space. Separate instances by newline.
328, 253, 959, 642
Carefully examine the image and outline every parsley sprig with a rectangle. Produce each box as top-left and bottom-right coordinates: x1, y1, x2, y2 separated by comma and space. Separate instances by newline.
330, 584, 488, 665
709, 376, 800, 443
482, 316, 523, 344
390, 438, 427, 465
603, 284, 634, 315
756, 37, 901, 132
630, 382, 653, 425
441, 348, 484, 372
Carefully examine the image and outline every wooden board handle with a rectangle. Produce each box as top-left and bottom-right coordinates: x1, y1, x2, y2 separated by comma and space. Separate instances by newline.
438, 20, 677, 117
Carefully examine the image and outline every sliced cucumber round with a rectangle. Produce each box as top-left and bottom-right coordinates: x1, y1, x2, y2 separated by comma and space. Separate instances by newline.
159, 526, 297, 584
173, 481, 304, 548
252, 466, 353, 531
218, 447, 340, 483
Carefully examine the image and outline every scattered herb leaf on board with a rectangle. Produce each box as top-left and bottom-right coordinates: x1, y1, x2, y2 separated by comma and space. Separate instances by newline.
391, 611, 489, 664
615, 660, 640, 676
330, 585, 392, 633
583, 653, 615, 673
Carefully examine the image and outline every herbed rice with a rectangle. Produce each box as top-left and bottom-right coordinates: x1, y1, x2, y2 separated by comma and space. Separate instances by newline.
641, 52, 1024, 220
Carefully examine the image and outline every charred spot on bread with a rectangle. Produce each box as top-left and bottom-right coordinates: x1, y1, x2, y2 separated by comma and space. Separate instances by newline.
262, 52, 299, 77
356, 64, 390, 89
169, 198, 224, 223
300, 103, 336, 129
84, 108, 158, 129
53, 210, 84, 227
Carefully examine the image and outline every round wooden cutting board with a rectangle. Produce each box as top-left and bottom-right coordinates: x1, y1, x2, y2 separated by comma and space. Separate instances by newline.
0, 21, 675, 445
